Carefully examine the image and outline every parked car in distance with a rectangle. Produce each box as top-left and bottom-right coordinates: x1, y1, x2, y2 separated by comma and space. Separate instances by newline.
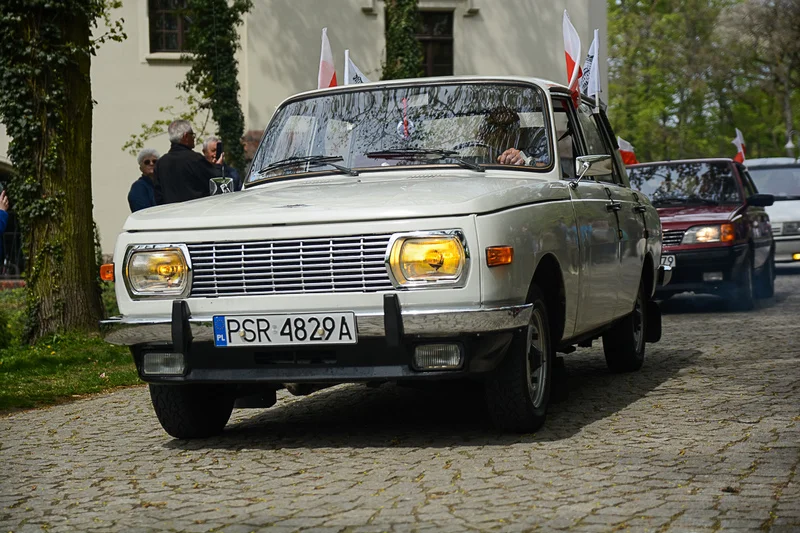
103, 76, 670, 439
745, 157, 800, 264
628, 158, 774, 308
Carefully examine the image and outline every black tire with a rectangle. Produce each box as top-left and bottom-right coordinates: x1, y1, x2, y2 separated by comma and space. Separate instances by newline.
755, 251, 775, 299
149, 384, 235, 439
602, 280, 646, 373
730, 253, 755, 310
485, 285, 553, 433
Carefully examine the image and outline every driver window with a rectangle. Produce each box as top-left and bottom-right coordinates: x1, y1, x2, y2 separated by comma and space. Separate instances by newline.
552, 98, 582, 179
576, 104, 614, 183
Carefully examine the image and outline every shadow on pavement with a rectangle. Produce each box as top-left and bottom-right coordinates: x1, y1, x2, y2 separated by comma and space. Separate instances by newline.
166, 348, 701, 451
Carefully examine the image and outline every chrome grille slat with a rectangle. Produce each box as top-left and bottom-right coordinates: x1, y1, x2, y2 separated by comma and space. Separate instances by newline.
662, 230, 684, 247
188, 234, 393, 297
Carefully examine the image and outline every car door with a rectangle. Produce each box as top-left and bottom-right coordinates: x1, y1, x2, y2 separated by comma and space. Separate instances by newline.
577, 105, 646, 317
554, 97, 621, 331
738, 164, 773, 269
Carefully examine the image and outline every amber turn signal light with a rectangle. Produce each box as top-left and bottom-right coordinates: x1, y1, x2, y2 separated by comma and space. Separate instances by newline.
100, 263, 115, 282
486, 246, 513, 267
720, 223, 735, 242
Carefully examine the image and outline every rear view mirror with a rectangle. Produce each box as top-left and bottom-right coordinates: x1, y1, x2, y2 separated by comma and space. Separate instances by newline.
747, 193, 774, 207
571, 154, 612, 188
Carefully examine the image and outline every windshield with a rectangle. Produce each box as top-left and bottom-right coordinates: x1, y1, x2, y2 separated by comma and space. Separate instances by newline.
248, 82, 552, 183
628, 162, 742, 206
748, 166, 800, 200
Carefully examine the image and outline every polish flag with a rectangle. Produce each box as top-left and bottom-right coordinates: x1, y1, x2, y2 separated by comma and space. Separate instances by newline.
318, 28, 337, 89
563, 10, 582, 107
344, 50, 370, 85
732, 128, 746, 163
618, 136, 639, 165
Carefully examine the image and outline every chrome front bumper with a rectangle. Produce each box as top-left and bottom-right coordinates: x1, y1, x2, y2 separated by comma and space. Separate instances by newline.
102, 302, 533, 346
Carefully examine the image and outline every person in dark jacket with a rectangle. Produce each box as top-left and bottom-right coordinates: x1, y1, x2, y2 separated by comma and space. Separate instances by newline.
154, 120, 223, 205
202, 136, 242, 191
127, 148, 159, 212
0, 190, 9, 269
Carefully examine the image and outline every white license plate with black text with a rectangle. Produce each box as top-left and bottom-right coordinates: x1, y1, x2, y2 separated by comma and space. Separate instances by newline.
660, 255, 676, 268
213, 313, 357, 347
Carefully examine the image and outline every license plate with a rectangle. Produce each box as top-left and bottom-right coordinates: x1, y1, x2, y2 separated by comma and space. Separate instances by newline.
660, 254, 676, 268
213, 313, 357, 347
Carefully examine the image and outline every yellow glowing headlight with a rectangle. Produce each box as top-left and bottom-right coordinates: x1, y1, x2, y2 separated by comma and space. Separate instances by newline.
389, 235, 466, 285
682, 224, 734, 244
125, 247, 189, 297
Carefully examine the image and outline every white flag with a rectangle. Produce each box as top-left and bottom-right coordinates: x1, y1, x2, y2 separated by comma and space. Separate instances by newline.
318, 28, 337, 89
344, 49, 370, 85
580, 29, 600, 101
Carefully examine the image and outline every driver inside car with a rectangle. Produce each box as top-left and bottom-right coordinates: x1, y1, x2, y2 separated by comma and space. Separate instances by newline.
478, 107, 549, 167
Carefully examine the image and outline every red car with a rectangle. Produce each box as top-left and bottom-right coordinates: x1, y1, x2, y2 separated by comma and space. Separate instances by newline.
627, 158, 774, 309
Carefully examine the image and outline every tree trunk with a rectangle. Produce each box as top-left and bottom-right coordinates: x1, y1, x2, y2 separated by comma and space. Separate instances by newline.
26, 9, 103, 340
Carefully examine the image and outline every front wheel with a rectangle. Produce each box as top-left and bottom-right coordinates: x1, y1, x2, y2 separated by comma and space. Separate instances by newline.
755, 251, 775, 299
602, 280, 647, 373
485, 285, 553, 433
729, 253, 755, 310
149, 384, 235, 439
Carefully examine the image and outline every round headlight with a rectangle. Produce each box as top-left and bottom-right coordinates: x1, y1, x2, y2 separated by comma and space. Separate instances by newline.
388, 234, 466, 286
125, 247, 190, 297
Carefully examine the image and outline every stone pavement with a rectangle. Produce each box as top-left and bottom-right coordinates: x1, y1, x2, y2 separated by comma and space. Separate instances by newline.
1, 269, 799, 532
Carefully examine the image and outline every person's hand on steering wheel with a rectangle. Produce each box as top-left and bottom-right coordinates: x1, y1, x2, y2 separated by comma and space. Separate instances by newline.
497, 148, 527, 166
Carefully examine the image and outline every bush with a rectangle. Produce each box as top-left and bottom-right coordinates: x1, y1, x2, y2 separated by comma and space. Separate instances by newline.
0, 309, 12, 350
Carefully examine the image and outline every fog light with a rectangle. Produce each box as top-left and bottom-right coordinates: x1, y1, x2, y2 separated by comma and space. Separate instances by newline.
703, 272, 724, 282
413, 344, 463, 371
142, 352, 185, 375
793, 253, 800, 261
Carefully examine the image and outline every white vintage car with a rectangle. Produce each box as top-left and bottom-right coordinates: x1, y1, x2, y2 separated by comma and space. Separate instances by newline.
103, 76, 670, 439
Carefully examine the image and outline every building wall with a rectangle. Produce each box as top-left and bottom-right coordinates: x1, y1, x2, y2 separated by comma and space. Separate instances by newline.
0, 0, 607, 254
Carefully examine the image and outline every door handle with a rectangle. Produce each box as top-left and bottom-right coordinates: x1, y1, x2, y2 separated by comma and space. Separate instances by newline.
633, 205, 647, 213
606, 201, 622, 212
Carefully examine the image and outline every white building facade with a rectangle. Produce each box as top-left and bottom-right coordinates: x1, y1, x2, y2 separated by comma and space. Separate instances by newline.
0, 0, 607, 255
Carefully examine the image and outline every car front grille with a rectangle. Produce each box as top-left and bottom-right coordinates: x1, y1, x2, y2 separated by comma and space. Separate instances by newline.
662, 230, 685, 247
187, 234, 394, 298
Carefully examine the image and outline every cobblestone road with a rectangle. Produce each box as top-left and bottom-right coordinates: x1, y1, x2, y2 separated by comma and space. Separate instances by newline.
2, 269, 799, 533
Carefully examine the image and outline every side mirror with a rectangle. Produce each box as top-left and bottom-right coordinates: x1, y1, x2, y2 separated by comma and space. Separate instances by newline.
747, 193, 774, 207
570, 154, 613, 188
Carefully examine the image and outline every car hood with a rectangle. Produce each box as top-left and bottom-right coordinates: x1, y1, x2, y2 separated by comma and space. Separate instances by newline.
656, 205, 740, 227
765, 199, 800, 223
123, 170, 568, 231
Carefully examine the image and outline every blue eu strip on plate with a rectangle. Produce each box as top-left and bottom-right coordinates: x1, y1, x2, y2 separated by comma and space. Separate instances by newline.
213, 316, 228, 347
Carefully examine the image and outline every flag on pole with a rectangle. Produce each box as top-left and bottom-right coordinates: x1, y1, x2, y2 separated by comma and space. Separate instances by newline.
563, 10, 582, 107
732, 128, 746, 163
580, 29, 600, 107
618, 136, 639, 165
318, 28, 337, 89
344, 50, 370, 85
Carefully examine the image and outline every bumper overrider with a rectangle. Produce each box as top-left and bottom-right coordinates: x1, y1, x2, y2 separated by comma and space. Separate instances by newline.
102, 296, 532, 383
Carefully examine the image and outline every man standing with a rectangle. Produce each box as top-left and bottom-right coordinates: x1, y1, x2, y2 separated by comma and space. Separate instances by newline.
202, 136, 242, 191
128, 148, 159, 212
0, 190, 9, 269
154, 120, 223, 205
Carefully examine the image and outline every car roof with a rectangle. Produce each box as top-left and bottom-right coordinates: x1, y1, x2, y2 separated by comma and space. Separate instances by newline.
274, 75, 591, 109
745, 157, 800, 167
627, 158, 735, 168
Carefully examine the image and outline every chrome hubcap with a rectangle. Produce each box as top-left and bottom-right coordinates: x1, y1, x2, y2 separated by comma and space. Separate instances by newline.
526, 307, 548, 408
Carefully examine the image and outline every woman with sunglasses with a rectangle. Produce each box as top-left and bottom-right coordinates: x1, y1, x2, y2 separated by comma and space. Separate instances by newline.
128, 148, 160, 212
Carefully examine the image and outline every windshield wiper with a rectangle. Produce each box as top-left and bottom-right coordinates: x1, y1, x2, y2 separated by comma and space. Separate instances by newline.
365, 148, 484, 172
257, 155, 358, 176
651, 198, 687, 206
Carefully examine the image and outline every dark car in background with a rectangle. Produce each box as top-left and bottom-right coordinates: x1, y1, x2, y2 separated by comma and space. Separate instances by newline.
628, 158, 774, 309
745, 158, 800, 264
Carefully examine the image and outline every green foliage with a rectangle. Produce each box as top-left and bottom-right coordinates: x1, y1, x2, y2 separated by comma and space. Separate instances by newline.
0, 310, 12, 350
608, 0, 800, 161
382, 0, 424, 80
0, 0, 123, 340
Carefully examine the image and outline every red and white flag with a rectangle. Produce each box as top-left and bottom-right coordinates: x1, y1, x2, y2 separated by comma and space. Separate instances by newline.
563, 10, 582, 106
318, 27, 337, 89
731, 128, 746, 163
618, 136, 639, 165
